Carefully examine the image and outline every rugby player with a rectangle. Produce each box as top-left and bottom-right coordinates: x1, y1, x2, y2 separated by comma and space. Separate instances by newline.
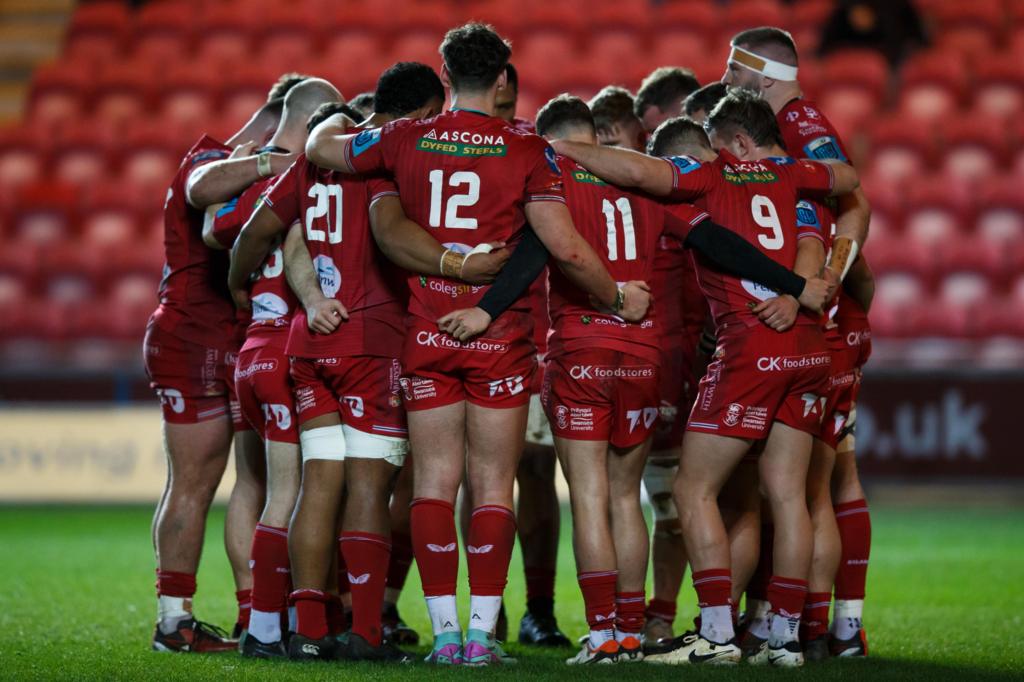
634, 66, 701, 133
146, 81, 301, 653
443, 99, 836, 665
232, 62, 505, 662
724, 27, 873, 658
589, 86, 647, 151
206, 78, 343, 658
305, 23, 649, 665
551, 89, 857, 666
684, 82, 729, 125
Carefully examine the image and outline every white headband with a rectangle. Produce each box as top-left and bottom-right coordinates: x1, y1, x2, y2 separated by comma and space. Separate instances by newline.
728, 44, 799, 81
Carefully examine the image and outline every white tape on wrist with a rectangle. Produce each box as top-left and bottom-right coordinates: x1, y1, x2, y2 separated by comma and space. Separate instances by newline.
460, 242, 494, 278
840, 239, 860, 281
729, 44, 799, 81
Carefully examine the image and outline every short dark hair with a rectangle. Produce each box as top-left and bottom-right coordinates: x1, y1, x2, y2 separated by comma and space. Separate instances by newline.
634, 67, 700, 119
439, 23, 511, 92
505, 63, 519, 92
648, 117, 712, 156
684, 82, 728, 118
348, 92, 374, 115
267, 72, 311, 102
373, 62, 445, 117
706, 88, 785, 148
588, 86, 639, 135
731, 26, 798, 65
535, 94, 595, 138
307, 102, 353, 133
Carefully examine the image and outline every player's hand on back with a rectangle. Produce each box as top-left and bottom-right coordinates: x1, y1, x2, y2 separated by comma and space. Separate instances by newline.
229, 140, 257, 159
459, 242, 510, 284
437, 307, 492, 342
306, 297, 349, 335
617, 280, 652, 322
752, 295, 799, 332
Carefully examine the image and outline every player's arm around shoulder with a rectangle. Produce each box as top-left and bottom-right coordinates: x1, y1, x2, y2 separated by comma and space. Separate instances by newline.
282, 221, 348, 334
305, 112, 363, 173
549, 139, 675, 196
227, 200, 287, 309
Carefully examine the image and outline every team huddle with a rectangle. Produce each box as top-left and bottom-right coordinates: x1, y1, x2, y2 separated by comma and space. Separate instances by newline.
144, 21, 874, 668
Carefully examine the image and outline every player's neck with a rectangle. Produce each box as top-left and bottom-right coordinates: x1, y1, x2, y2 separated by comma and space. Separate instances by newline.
266, 128, 303, 154
449, 90, 496, 117
364, 113, 393, 129
765, 82, 802, 113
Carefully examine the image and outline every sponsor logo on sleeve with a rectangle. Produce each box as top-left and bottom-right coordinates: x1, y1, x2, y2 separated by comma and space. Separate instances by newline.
795, 200, 822, 231
544, 145, 561, 174
803, 136, 847, 162
669, 155, 701, 174
191, 149, 229, 164
351, 128, 382, 157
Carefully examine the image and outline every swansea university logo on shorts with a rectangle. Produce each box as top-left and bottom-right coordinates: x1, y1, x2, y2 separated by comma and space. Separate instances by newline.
416, 129, 507, 157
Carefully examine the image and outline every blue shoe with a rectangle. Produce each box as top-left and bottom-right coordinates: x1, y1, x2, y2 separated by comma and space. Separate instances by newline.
425, 631, 464, 665
463, 628, 516, 666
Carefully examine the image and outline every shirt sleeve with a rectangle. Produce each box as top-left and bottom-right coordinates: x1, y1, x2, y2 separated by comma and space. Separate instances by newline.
367, 176, 399, 206
661, 201, 711, 242
343, 120, 404, 175
780, 102, 851, 163
661, 155, 716, 202
787, 158, 835, 199
523, 141, 566, 204
795, 199, 827, 244
211, 178, 270, 248
262, 159, 302, 226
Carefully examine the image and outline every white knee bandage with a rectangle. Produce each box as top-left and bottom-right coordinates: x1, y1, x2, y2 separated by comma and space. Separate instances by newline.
342, 425, 409, 467
837, 406, 857, 454
525, 393, 554, 446
299, 425, 346, 462
643, 459, 679, 523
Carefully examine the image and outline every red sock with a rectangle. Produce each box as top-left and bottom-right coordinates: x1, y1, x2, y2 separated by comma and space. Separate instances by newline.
336, 538, 351, 601
645, 597, 676, 625
692, 568, 732, 608
615, 591, 646, 635
578, 570, 617, 633
410, 498, 458, 596
767, 576, 808, 619
747, 523, 773, 603
386, 531, 414, 593
235, 589, 252, 629
801, 591, 831, 640
340, 531, 391, 646
291, 588, 330, 640
525, 566, 556, 604
250, 524, 290, 614
467, 505, 517, 597
155, 570, 196, 598
834, 499, 870, 600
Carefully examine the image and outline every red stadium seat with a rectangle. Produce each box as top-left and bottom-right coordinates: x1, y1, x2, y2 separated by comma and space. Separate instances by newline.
653, 0, 718, 36
158, 65, 220, 131
649, 31, 714, 80
196, 4, 257, 68
516, 32, 581, 91
864, 119, 934, 188
899, 52, 968, 123
10, 182, 79, 245
588, 2, 652, 35
938, 116, 1006, 187
94, 63, 155, 128
256, 6, 320, 66
972, 55, 1024, 121
0, 127, 46, 199
133, 2, 194, 64
721, 1, 788, 42
390, 33, 445, 70
901, 176, 973, 274
52, 126, 110, 190
390, 1, 457, 38
579, 31, 648, 89
63, 0, 130, 65
932, 0, 1004, 61
818, 50, 890, 135
28, 63, 91, 130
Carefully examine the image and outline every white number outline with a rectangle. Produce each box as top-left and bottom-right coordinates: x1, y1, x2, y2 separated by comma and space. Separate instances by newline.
428, 169, 481, 229
602, 197, 636, 261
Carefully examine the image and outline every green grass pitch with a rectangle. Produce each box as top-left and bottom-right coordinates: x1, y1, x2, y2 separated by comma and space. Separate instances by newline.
1, 504, 1022, 680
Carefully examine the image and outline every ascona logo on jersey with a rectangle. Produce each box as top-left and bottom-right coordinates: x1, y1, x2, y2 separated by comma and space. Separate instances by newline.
313, 255, 340, 298
417, 129, 507, 157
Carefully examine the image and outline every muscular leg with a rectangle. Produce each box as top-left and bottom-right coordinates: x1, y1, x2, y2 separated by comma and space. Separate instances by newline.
645, 446, 687, 640
246, 439, 300, 646
289, 413, 346, 642
608, 438, 652, 645
555, 436, 618, 650
463, 403, 527, 639
154, 417, 232, 631
758, 421, 813, 649
516, 441, 560, 604
721, 458, 761, 604
830, 423, 871, 647
341, 456, 401, 647
385, 460, 415, 607
804, 438, 839, 644
408, 402, 467, 646
673, 430, 751, 644
225, 429, 265, 592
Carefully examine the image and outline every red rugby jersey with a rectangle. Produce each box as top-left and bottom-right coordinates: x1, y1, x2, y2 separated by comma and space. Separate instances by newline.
777, 98, 870, 332
663, 150, 834, 329
212, 175, 297, 349
149, 135, 241, 350
342, 109, 565, 341
546, 156, 709, 364
263, 155, 405, 359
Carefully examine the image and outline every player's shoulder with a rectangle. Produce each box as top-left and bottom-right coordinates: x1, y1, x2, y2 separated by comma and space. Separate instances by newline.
664, 154, 707, 175
795, 198, 825, 229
